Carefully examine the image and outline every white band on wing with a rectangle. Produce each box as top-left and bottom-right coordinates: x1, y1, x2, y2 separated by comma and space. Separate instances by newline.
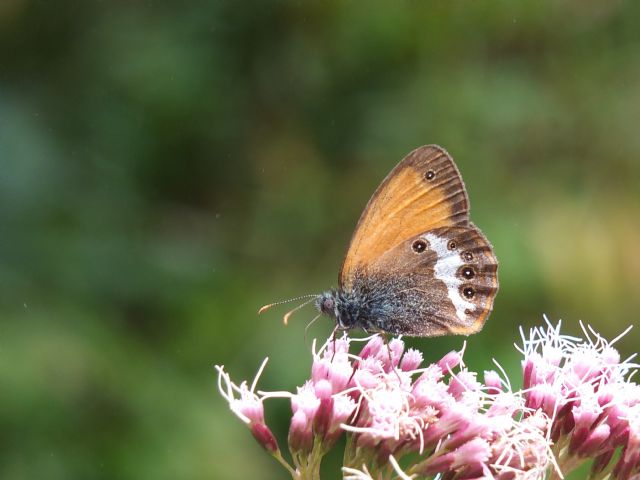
424, 233, 475, 322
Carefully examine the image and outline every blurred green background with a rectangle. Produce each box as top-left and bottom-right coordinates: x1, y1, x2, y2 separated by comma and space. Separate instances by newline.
2, 1, 639, 479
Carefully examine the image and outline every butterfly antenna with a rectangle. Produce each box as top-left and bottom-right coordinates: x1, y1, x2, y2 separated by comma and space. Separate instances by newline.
258, 294, 318, 315
283, 297, 316, 325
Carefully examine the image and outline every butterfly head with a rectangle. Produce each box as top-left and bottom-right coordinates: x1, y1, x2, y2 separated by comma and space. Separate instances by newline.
317, 290, 358, 330
316, 291, 338, 318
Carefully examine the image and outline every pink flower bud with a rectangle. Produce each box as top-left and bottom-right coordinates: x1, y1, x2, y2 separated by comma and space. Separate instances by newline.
525, 384, 543, 410
314, 379, 333, 399
400, 348, 423, 371
522, 356, 536, 390
484, 370, 503, 394
601, 347, 620, 367
417, 438, 490, 475
597, 387, 615, 407
542, 345, 563, 367
438, 350, 462, 372
411, 376, 451, 411
331, 394, 356, 428
606, 403, 629, 438
419, 364, 445, 383
325, 337, 350, 358
327, 359, 354, 393
486, 392, 520, 417
313, 379, 334, 438
452, 438, 491, 469
238, 398, 265, 426
570, 351, 598, 383
358, 335, 384, 360
288, 410, 312, 453
387, 338, 405, 369
251, 422, 279, 453
576, 423, 610, 457
448, 370, 480, 400
441, 415, 490, 451
311, 357, 330, 383
422, 403, 471, 445
292, 382, 320, 420
352, 367, 378, 391
324, 395, 356, 445
541, 386, 561, 418
569, 403, 600, 452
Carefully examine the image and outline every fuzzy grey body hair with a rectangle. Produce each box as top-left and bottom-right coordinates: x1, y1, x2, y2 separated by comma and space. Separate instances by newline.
316, 271, 447, 336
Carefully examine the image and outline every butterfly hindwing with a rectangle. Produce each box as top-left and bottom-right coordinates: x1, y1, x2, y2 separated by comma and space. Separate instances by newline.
347, 225, 498, 336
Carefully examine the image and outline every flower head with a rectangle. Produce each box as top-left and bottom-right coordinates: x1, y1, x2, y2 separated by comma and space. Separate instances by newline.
216, 358, 279, 453
217, 318, 639, 480
518, 317, 640, 478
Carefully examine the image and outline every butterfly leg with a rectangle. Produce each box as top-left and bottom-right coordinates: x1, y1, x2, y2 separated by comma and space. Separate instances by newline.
329, 324, 340, 363
383, 333, 403, 383
347, 362, 358, 387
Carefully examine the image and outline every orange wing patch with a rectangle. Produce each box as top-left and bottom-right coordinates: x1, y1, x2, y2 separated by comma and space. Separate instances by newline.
339, 145, 469, 287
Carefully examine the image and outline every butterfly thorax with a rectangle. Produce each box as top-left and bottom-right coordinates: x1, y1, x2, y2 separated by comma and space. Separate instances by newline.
316, 289, 378, 332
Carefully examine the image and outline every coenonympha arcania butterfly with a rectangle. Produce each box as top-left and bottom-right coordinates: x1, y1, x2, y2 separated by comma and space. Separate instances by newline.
263, 145, 498, 337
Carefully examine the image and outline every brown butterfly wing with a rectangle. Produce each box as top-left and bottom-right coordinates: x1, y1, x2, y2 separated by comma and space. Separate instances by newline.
360, 225, 498, 336
339, 145, 469, 288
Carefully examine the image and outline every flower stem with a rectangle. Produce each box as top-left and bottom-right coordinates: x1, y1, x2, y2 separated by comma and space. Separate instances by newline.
271, 450, 298, 478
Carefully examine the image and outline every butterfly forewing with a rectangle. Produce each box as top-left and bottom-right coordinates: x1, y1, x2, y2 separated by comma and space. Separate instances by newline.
339, 145, 470, 288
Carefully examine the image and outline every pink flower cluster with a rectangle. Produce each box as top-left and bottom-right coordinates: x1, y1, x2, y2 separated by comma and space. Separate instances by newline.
520, 321, 640, 479
293, 335, 553, 479
216, 319, 639, 479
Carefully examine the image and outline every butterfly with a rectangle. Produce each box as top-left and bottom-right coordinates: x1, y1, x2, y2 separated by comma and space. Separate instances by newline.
263, 145, 498, 337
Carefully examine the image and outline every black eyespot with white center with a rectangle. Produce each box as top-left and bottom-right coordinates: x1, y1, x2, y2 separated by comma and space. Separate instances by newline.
462, 286, 475, 299
447, 240, 457, 251
460, 266, 475, 279
462, 251, 474, 262
412, 239, 427, 253
425, 170, 435, 181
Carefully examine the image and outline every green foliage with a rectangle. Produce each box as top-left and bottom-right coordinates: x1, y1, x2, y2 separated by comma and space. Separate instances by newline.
1, 1, 639, 478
